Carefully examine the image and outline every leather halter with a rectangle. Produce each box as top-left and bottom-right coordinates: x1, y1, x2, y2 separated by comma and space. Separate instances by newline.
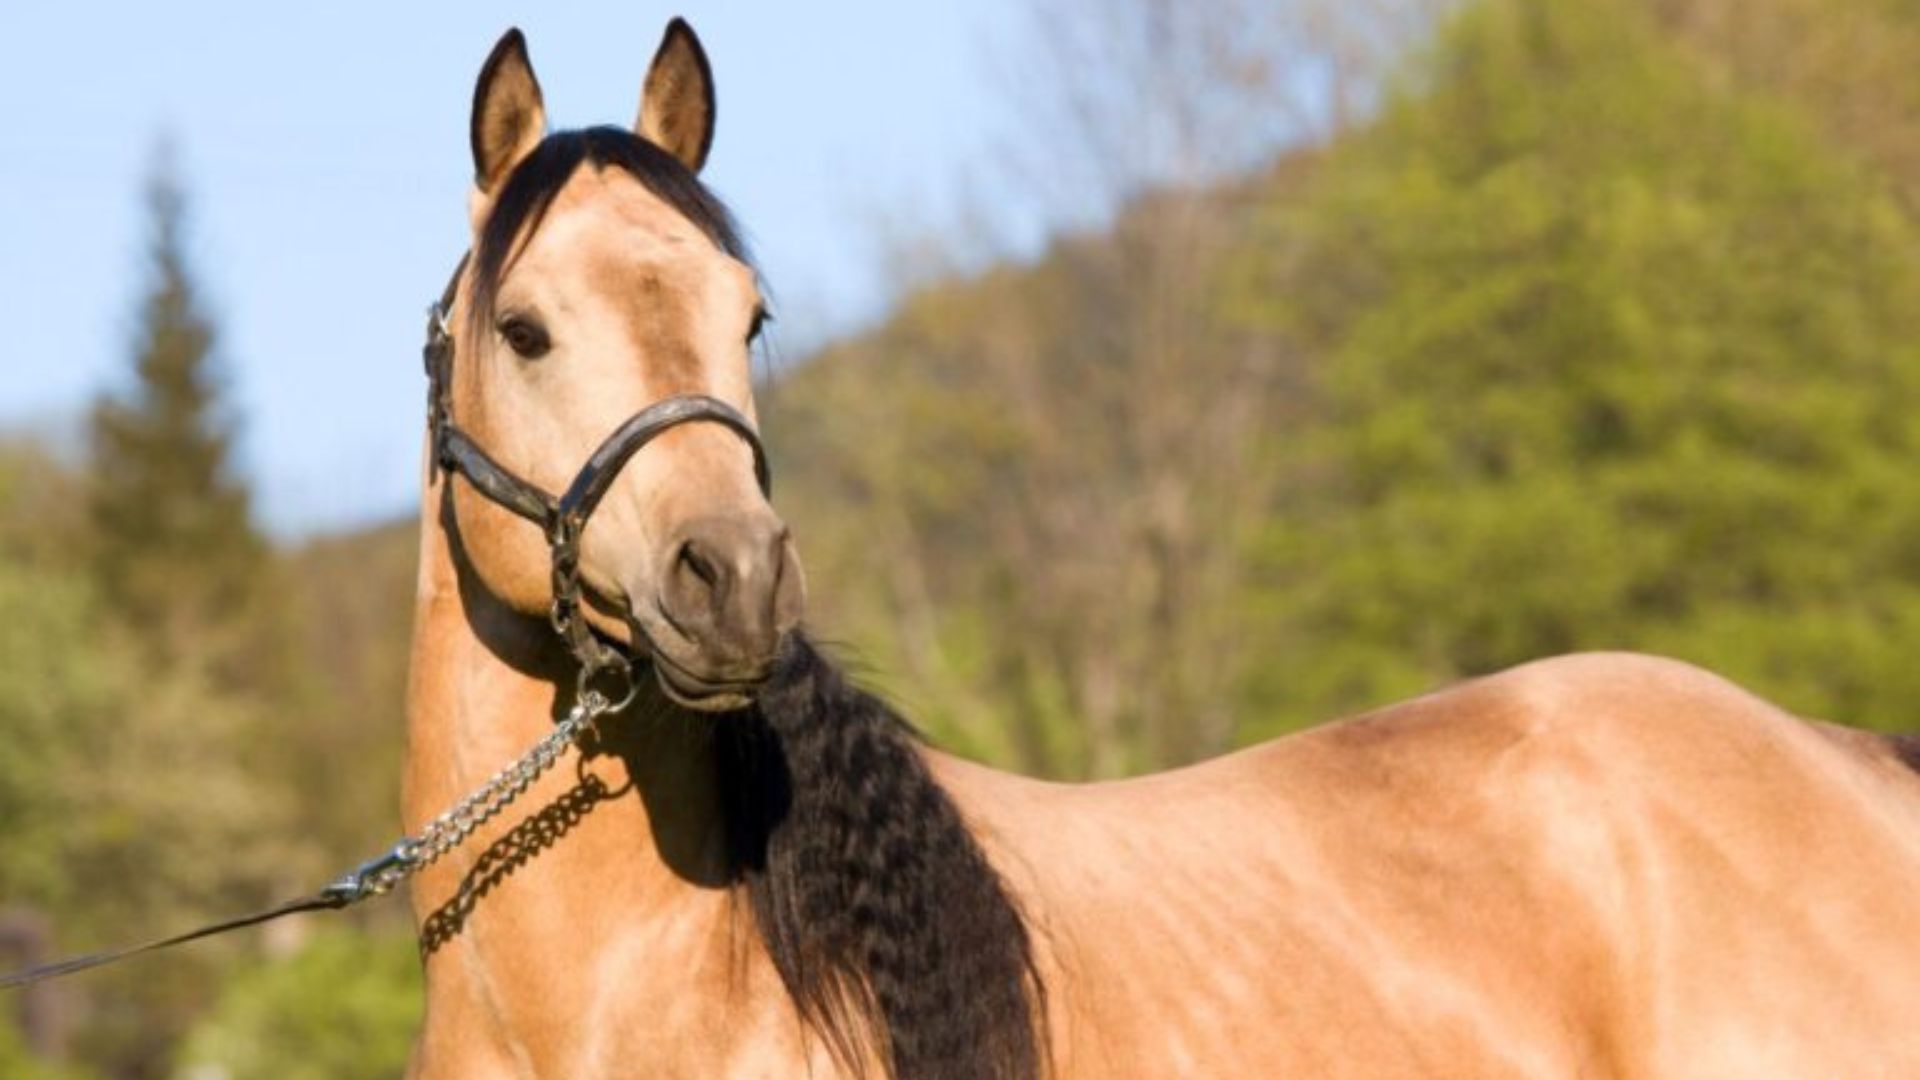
422, 257, 773, 696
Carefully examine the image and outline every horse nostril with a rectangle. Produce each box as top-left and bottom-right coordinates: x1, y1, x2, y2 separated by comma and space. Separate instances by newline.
678, 539, 721, 592
667, 537, 732, 630
656, 514, 793, 673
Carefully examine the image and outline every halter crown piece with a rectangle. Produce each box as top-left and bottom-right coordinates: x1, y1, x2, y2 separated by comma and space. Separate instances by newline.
421, 256, 773, 702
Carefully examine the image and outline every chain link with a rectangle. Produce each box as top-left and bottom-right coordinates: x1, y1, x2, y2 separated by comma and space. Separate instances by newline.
321, 691, 620, 905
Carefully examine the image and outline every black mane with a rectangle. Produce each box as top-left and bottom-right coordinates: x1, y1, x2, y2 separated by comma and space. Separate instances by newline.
722, 637, 1048, 1079
470, 125, 749, 326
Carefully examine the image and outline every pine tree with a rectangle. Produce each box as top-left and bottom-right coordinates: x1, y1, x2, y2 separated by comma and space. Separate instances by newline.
70, 146, 316, 1077
88, 144, 265, 667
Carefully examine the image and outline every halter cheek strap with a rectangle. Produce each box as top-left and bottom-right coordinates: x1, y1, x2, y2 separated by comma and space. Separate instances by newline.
422, 256, 773, 692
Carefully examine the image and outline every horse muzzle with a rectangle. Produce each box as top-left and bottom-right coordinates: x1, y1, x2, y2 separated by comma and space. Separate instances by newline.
632, 512, 806, 711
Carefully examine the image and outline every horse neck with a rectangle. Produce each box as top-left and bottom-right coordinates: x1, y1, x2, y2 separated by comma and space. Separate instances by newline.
401, 485, 740, 969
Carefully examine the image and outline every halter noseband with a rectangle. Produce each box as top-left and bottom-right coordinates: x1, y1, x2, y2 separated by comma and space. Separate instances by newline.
422, 257, 773, 700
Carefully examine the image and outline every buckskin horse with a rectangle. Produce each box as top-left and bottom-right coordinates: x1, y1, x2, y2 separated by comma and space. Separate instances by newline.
404, 20, 1920, 1078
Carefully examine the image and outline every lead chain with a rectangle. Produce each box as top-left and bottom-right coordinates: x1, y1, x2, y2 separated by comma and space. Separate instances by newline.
323, 692, 615, 904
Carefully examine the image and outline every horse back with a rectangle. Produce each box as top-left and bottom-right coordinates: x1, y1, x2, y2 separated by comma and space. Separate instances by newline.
958, 652, 1920, 1078
1892, 732, 1920, 775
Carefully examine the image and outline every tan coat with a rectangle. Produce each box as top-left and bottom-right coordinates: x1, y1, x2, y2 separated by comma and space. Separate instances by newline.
407, 22, 1920, 1078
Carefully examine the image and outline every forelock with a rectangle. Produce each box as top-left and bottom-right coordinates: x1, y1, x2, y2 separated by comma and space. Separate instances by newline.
468, 125, 750, 331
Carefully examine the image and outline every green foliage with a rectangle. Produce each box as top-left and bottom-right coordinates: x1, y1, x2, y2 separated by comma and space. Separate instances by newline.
274, 522, 419, 861
0, 446, 319, 1078
775, 0, 1920, 761
1236, 0, 1920, 735
0, 148, 340, 1077
772, 207, 1298, 777
769, 278, 1076, 770
0, 449, 411, 1077
1647, 0, 1920, 213
174, 930, 423, 1080
0, 1021, 100, 1080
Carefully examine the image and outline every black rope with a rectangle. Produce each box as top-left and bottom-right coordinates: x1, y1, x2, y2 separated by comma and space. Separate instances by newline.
0, 892, 351, 990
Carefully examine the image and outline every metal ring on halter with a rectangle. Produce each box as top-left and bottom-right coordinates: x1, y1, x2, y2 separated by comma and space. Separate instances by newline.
578, 660, 639, 718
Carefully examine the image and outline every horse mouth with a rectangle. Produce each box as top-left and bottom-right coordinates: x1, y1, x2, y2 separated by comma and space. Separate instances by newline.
582, 593, 767, 711
647, 647, 760, 712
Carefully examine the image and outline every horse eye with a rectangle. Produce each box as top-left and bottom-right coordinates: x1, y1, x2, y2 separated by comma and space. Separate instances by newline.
497, 314, 551, 359
747, 306, 773, 344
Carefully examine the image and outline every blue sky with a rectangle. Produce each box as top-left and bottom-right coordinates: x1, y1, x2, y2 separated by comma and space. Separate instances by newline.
0, 2, 1038, 534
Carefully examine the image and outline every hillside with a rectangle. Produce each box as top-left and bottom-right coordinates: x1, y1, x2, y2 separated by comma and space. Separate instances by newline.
767, 0, 1920, 777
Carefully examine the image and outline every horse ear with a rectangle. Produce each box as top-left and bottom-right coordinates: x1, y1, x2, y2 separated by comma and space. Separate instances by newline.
636, 18, 716, 173
471, 29, 547, 193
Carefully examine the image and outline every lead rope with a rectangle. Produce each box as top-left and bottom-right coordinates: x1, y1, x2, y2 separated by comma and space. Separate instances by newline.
0, 686, 630, 990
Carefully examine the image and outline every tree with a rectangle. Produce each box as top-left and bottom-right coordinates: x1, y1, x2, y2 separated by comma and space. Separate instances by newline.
0, 444, 313, 1079
47, 145, 318, 1079
1234, 0, 1920, 735
1645, 0, 1920, 215
88, 143, 266, 672
773, 193, 1302, 778
777, 0, 1396, 778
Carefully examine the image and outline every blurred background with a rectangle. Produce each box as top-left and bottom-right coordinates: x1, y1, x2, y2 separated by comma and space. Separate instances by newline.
6, 0, 1920, 1074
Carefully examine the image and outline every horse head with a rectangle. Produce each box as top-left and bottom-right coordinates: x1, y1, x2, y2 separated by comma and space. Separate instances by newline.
440, 22, 804, 710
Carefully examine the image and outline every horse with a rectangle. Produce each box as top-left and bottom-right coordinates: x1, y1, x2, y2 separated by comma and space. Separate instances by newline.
403, 20, 1920, 1078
